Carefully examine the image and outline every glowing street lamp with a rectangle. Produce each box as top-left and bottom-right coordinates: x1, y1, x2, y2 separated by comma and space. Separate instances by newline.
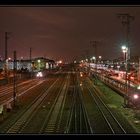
38, 59, 41, 70
121, 45, 129, 106
8, 57, 11, 61
38, 60, 41, 63
111, 65, 114, 68
59, 60, 62, 64
91, 56, 96, 64
122, 45, 126, 49
92, 56, 96, 60
137, 85, 140, 90
81, 60, 84, 63
117, 65, 120, 71
122, 45, 128, 53
133, 94, 139, 100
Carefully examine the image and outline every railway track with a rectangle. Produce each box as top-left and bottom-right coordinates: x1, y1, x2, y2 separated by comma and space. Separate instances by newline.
39, 72, 70, 133
3, 72, 69, 134
3, 77, 61, 133
0, 79, 45, 105
0, 79, 37, 98
84, 78, 126, 134
65, 72, 93, 134
1, 70, 128, 134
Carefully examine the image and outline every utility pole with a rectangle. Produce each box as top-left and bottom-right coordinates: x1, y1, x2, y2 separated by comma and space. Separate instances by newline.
4, 32, 11, 79
117, 13, 134, 106
5, 32, 8, 61
90, 41, 99, 68
138, 57, 140, 83
30, 48, 32, 78
30, 48, 32, 62
90, 41, 99, 84
85, 49, 90, 75
13, 51, 17, 107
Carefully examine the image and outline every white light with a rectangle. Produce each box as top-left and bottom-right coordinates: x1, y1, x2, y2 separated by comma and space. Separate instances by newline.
121, 45, 128, 53
123, 49, 127, 53
59, 60, 62, 64
121, 45, 126, 50
81, 60, 83, 63
117, 65, 120, 68
92, 56, 96, 60
38, 60, 41, 63
36, 72, 43, 77
133, 94, 139, 99
80, 72, 83, 77
137, 85, 140, 90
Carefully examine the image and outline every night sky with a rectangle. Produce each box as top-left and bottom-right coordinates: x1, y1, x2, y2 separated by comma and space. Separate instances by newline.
0, 6, 140, 62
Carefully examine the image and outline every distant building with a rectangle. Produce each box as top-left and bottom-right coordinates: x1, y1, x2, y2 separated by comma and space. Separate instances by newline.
32, 57, 56, 71
0, 57, 56, 72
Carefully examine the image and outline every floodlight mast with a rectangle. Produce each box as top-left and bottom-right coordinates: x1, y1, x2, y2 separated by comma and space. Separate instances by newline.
117, 13, 134, 106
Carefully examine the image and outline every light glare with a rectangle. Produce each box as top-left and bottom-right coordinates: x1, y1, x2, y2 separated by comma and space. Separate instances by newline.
133, 94, 139, 99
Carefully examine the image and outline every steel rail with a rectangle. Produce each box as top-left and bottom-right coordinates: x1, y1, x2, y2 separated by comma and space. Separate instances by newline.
5, 78, 60, 133
86, 79, 126, 134
77, 74, 93, 134
64, 86, 75, 133
18, 79, 64, 133
39, 73, 70, 133
0, 80, 40, 99
55, 73, 70, 133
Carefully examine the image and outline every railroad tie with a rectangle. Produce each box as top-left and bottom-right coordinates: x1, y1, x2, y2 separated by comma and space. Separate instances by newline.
44, 123, 56, 133
7, 121, 25, 133
56, 121, 65, 133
